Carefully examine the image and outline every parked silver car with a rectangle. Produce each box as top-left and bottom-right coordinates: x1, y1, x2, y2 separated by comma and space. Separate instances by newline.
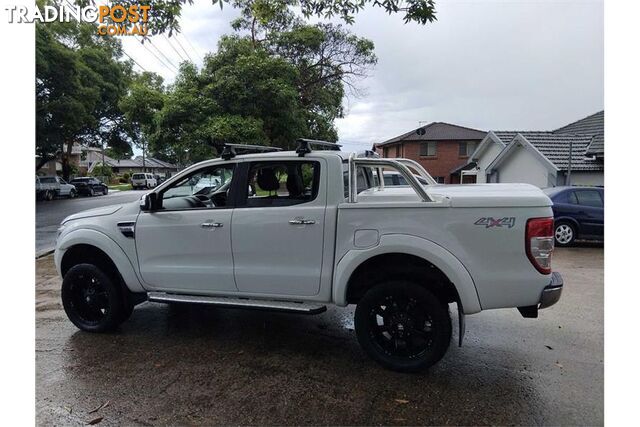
36, 176, 77, 200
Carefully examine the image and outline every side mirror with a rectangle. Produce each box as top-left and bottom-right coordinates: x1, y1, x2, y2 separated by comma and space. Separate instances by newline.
140, 192, 158, 211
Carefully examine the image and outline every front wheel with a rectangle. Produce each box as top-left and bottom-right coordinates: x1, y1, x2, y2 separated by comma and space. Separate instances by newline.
61, 264, 125, 332
102, 187, 108, 195
68, 189, 77, 199
554, 221, 576, 247
354, 281, 452, 372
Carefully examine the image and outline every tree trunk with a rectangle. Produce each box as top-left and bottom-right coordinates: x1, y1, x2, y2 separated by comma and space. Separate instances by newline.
62, 141, 74, 181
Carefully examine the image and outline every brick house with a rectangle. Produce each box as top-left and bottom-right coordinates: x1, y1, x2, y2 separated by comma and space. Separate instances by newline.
375, 122, 487, 183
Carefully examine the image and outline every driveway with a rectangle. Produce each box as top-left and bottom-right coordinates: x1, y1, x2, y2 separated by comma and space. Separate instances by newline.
35, 247, 603, 425
35, 190, 147, 255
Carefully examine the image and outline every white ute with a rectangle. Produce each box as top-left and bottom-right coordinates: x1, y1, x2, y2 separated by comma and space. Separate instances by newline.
54, 140, 563, 371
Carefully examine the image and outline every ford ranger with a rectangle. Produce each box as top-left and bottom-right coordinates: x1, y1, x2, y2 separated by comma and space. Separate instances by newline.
54, 141, 562, 372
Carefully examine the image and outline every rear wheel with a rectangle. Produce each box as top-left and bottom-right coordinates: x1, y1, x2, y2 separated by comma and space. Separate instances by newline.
355, 281, 451, 372
554, 221, 576, 247
88, 188, 95, 197
45, 190, 54, 201
61, 264, 125, 332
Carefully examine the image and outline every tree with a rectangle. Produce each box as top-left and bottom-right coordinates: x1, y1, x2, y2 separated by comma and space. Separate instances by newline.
230, 1, 377, 141
36, 16, 134, 179
108, 0, 437, 36
119, 72, 166, 171
153, 41, 304, 163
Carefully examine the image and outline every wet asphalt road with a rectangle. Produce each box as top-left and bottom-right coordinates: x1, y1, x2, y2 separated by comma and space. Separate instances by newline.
35, 190, 147, 254
35, 247, 603, 426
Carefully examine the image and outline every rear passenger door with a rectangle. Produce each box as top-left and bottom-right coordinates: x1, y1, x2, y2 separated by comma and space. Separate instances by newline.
574, 189, 604, 237
231, 159, 326, 296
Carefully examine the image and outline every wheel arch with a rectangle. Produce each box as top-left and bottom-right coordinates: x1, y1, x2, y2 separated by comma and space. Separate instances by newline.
554, 216, 580, 232
55, 228, 145, 293
333, 234, 482, 314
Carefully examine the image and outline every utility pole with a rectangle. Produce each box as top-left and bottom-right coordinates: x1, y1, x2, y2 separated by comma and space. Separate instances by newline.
566, 139, 573, 186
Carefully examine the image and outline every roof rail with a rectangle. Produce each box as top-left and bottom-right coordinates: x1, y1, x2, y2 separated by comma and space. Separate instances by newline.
211, 143, 282, 160
296, 138, 342, 157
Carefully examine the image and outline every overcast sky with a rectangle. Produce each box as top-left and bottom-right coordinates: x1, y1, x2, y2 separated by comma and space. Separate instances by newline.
120, 0, 604, 153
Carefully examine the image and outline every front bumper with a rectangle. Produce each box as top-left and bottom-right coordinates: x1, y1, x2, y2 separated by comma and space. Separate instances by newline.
539, 272, 563, 309
518, 271, 563, 318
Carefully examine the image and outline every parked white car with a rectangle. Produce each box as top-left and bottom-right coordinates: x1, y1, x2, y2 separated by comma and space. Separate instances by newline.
54, 142, 562, 372
131, 173, 157, 190
36, 176, 77, 200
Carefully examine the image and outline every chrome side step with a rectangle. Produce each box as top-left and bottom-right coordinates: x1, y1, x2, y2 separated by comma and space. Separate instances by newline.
147, 292, 327, 315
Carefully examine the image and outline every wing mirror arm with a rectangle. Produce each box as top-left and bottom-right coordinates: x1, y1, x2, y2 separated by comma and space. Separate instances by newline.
140, 192, 159, 211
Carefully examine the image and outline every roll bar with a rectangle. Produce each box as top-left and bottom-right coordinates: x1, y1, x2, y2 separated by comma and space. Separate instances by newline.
348, 155, 433, 203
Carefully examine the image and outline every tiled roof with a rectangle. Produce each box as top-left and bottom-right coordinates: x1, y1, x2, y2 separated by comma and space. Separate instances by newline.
134, 156, 177, 169
378, 122, 486, 146
554, 110, 604, 156
493, 131, 603, 172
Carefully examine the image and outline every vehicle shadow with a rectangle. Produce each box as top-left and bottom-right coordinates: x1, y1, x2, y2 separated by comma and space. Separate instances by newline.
57, 302, 555, 425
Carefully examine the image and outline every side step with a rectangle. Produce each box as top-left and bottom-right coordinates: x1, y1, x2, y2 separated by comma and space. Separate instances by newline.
147, 292, 327, 315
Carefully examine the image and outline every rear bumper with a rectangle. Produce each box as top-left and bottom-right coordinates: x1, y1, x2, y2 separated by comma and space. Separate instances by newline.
517, 271, 563, 318
539, 272, 563, 309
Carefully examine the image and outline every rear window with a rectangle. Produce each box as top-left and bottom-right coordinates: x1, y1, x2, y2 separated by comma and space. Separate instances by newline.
575, 190, 603, 208
132, 174, 145, 179
39, 177, 56, 183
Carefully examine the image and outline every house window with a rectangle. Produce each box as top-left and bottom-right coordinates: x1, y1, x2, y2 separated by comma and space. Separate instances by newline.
459, 141, 477, 157
383, 147, 389, 157
420, 142, 437, 157
395, 145, 401, 157
434, 176, 445, 184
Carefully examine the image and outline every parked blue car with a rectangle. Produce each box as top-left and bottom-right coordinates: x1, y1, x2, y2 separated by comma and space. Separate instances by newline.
543, 186, 604, 246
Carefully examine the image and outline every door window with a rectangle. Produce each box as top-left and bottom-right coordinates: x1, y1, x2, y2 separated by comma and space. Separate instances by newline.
160, 164, 235, 210
575, 190, 603, 208
243, 161, 319, 207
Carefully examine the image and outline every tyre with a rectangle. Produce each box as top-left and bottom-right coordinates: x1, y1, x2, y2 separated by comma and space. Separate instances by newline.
355, 281, 452, 372
61, 264, 125, 332
103, 187, 108, 195
88, 188, 95, 197
68, 189, 77, 199
554, 221, 576, 247
45, 190, 54, 201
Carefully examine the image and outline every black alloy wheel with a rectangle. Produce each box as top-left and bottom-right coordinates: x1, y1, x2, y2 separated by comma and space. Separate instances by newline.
355, 281, 451, 372
61, 264, 124, 332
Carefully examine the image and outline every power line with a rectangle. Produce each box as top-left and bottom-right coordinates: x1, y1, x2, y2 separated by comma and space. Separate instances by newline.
180, 32, 203, 62
121, 49, 148, 72
163, 34, 187, 63
144, 37, 179, 72
172, 34, 193, 63
135, 36, 177, 73
145, 37, 179, 71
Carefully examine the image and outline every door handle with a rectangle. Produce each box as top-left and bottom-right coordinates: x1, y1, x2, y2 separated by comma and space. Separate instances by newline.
201, 221, 223, 228
289, 218, 315, 225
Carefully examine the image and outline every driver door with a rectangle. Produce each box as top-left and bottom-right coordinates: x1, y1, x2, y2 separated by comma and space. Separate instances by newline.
135, 163, 238, 294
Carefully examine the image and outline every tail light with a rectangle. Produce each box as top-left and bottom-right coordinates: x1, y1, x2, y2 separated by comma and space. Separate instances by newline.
526, 217, 554, 274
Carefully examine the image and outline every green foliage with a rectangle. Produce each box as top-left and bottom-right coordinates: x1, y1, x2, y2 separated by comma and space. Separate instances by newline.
150, 7, 376, 162
108, 0, 437, 36
91, 164, 114, 178
36, 12, 134, 178
122, 172, 131, 181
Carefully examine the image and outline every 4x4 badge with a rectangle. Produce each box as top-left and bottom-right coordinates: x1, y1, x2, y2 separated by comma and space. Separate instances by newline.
474, 217, 516, 228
